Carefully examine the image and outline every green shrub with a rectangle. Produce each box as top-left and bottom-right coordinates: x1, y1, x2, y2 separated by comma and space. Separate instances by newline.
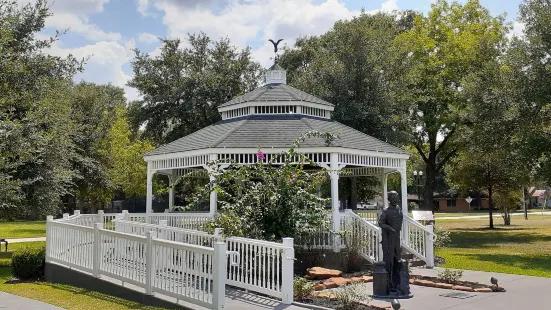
11, 246, 45, 280
434, 226, 452, 250
334, 283, 367, 310
437, 268, 463, 283
294, 277, 315, 300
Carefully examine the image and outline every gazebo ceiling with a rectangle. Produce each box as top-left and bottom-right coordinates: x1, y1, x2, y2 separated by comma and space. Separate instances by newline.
146, 114, 407, 156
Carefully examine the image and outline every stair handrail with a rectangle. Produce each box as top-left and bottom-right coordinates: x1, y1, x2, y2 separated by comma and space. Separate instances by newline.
403, 216, 437, 242
343, 209, 383, 262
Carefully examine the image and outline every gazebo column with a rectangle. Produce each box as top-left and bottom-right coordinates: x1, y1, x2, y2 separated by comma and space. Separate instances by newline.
209, 174, 217, 215
329, 153, 341, 252
146, 162, 154, 214
399, 167, 408, 218
380, 173, 388, 209
208, 154, 218, 216
168, 171, 175, 212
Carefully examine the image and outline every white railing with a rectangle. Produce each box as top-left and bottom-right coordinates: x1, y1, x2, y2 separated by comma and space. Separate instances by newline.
341, 210, 382, 263
354, 209, 381, 224
113, 219, 222, 248
401, 216, 436, 268
46, 217, 226, 310
121, 212, 212, 230
225, 236, 294, 304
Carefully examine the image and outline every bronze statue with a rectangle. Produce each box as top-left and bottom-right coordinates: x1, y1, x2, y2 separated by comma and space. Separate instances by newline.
378, 191, 403, 293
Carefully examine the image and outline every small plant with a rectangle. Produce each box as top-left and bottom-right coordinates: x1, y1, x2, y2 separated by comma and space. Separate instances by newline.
434, 226, 452, 250
294, 277, 315, 300
437, 268, 463, 284
334, 283, 368, 310
11, 246, 45, 280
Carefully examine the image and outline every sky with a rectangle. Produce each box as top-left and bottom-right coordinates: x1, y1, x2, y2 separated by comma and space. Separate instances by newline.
24, 0, 526, 101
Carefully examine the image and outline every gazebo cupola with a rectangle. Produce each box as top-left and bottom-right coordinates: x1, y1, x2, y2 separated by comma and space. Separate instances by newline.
219, 64, 333, 120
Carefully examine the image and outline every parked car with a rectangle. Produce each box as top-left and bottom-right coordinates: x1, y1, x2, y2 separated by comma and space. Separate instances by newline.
357, 201, 378, 210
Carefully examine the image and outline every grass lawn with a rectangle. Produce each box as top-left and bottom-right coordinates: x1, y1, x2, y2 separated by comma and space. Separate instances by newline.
0, 242, 167, 310
437, 216, 551, 278
0, 221, 46, 238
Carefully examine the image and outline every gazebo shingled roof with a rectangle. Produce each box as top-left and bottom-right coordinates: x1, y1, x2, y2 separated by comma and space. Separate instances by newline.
147, 114, 407, 156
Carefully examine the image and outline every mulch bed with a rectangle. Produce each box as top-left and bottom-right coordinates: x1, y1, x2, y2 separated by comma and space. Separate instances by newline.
410, 274, 505, 292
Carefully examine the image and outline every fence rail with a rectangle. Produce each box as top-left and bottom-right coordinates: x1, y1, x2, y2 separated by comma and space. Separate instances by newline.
401, 216, 436, 268
342, 210, 382, 263
46, 217, 226, 310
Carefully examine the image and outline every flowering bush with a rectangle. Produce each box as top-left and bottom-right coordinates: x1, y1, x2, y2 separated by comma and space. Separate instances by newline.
181, 131, 339, 241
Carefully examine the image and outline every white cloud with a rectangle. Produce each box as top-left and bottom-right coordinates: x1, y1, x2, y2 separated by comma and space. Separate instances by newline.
137, 0, 151, 16
46, 12, 121, 41
138, 32, 160, 44
149, 0, 369, 67
508, 21, 525, 39
47, 40, 135, 96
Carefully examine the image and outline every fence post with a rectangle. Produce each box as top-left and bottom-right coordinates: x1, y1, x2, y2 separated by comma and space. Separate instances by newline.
73, 210, 80, 216
281, 238, 294, 304
93, 222, 103, 278
377, 228, 383, 262
145, 230, 155, 295
63, 213, 69, 219
158, 220, 167, 239
121, 210, 129, 221
97, 210, 104, 225
425, 225, 435, 269
46, 216, 53, 263
212, 242, 226, 310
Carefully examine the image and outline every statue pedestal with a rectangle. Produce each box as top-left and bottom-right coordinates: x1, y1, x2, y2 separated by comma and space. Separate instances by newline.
372, 260, 414, 299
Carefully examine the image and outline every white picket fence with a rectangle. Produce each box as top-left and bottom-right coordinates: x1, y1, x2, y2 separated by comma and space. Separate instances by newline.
46, 211, 295, 308
111, 218, 294, 303
113, 219, 223, 248
47, 217, 226, 309
341, 210, 383, 263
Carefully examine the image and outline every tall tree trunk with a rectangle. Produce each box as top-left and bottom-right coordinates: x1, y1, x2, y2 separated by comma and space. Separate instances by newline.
488, 186, 494, 229
522, 187, 528, 220
424, 164, 437, 211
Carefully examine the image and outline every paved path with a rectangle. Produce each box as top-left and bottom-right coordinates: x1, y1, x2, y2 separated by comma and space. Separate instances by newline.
5, 237, 46, 243
394, 268, 551, 310
437, 211, 551, 220
0, 292, 63, 310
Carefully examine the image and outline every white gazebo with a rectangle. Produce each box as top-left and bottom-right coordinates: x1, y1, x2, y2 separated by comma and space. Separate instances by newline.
142, 63, 411, 235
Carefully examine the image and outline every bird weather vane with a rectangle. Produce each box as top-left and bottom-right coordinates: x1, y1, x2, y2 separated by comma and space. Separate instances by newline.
268, 39, 283, 63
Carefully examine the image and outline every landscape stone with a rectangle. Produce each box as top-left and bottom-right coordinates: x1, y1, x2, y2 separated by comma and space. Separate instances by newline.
415, 279, 436, 287
350, 277, 364, 283
322, 281, 339, 289
433, 283, 454, 289
453, 285, 475, 292
474, 287, 493, 292
326, 277, 352, 286
314, 283, 326, 291
312, 291, 336, 300
363, 275, 374, 282
307, 267, 342, 280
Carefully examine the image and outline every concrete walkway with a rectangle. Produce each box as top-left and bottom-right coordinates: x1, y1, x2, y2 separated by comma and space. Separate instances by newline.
5, 237, 46, 243
392, 267, 551, 310
0, 292, 63, 310
437, 211, 551, 220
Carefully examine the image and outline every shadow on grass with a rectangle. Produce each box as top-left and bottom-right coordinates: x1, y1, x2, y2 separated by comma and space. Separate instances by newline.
445, 230, 551, 249
446, 253, 551, 277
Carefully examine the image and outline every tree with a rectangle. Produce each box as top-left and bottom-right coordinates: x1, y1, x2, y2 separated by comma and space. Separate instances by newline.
0, 0, 82, 219
494, 190, 523, 225
185, 132, 335, 241
106, 107, 154, 199
388, 0, 508, 211
279, 11, 417, 143
69, 83, 126, 212
513, 0, 551, 186
128, 34, 263, 145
